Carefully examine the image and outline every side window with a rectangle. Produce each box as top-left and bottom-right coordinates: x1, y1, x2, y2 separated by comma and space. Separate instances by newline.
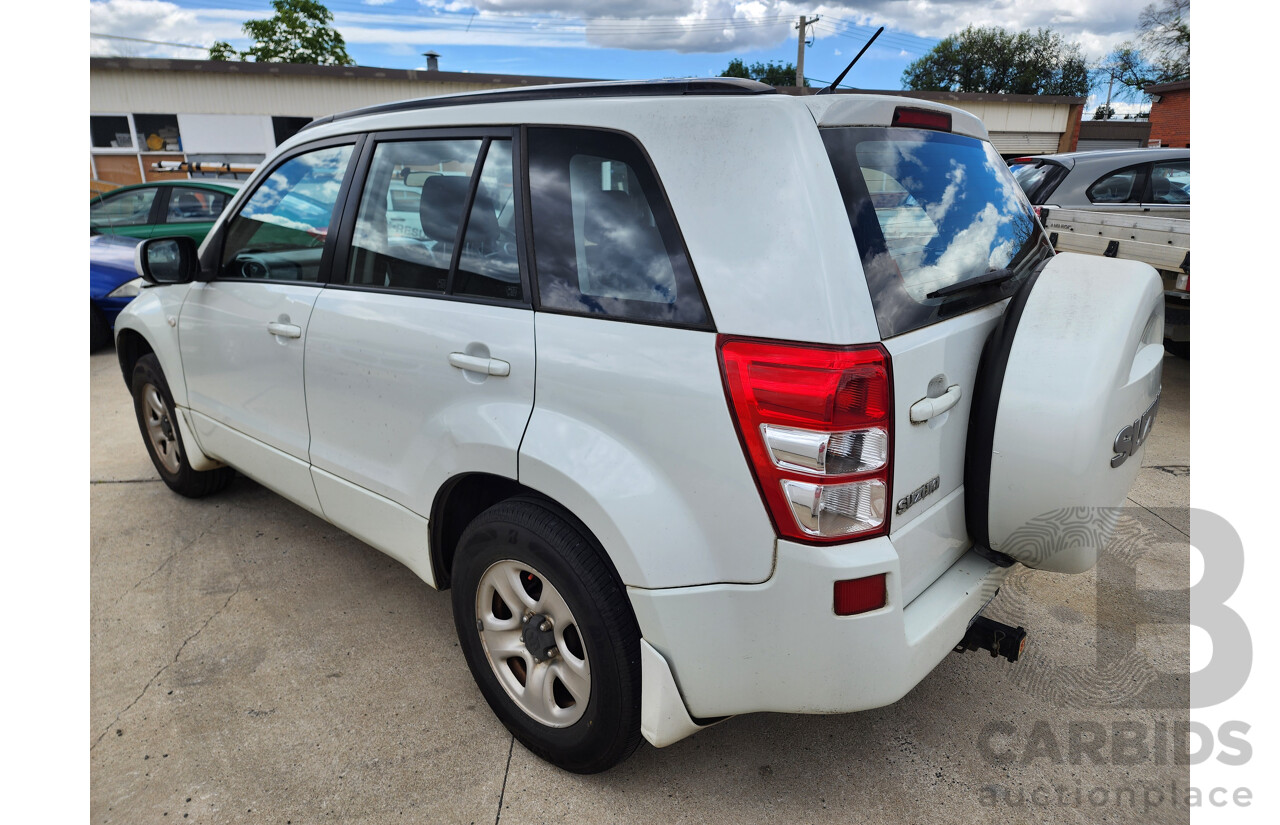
527, 128, 709, 327
165, 187, 229, 223
220, 144, 352, 282
91, 188, 157, 229
1087, 164, 1143, 204
346, 139, 483, 294
1149, 160, 1190, 204
454, 140, 521, 300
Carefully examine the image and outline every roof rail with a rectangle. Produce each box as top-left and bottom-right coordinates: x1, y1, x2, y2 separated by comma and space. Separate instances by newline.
301, 77, 777, 132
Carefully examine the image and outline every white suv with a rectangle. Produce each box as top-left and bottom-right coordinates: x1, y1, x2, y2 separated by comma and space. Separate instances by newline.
116, 78, 1165, 773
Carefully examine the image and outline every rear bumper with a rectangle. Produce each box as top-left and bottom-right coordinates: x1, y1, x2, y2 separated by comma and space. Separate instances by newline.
628, 538, 1010, 719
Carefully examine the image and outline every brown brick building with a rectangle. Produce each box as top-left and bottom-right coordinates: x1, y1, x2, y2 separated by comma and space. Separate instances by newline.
1144, 79, 1190, 149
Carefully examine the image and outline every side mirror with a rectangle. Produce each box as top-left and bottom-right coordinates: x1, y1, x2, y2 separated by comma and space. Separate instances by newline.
135, 236, 201, 285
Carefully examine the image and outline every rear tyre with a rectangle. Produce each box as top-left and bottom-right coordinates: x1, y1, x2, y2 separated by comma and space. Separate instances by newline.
451, 496, 642, 773
131, 354, 234, 498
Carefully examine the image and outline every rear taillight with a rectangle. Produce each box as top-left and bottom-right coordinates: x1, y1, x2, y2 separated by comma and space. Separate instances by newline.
718, 336, 893, 544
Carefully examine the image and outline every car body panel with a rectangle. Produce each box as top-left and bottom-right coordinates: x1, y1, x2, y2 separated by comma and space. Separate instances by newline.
304, 289, 536, 524
90, 234, 143, 329
519, 314, 776, 589
1015, 148, 1190, 219
178, 280, 322, 472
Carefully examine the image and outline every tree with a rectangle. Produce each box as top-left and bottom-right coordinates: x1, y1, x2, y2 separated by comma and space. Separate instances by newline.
1099, 0, 1189, 95
901, 26, 1089, 96
721, 58, 808, 87
206, 0, 354, 66
1136, 0, 1190, 79
1092, 104, 1116, 120
208, 40, 236, 61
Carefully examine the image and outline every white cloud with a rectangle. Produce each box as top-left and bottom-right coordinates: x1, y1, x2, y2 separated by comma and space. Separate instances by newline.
412, 1, 1158, 58
90, 0, 244, 57
90, 0, 1161, 62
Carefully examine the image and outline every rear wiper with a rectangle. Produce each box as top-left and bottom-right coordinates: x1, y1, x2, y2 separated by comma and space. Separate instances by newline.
927, 268, 1018, 300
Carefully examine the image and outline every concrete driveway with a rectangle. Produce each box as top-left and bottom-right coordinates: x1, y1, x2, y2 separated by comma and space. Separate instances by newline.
91, 349, 1191, 824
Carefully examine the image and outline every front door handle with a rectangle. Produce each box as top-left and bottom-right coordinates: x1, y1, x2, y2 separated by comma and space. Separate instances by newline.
449, 352, 511, 377
909, 384, 962, 423
267, 322, 302, 339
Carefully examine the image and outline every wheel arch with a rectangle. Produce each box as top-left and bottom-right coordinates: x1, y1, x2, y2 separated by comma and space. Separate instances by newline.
115, 327, 154, 389
429, 473, 629, 598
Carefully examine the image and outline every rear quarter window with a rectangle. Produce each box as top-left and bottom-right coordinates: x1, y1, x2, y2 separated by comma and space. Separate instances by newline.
526, 127, 711, 328
822, 127, 1052, 338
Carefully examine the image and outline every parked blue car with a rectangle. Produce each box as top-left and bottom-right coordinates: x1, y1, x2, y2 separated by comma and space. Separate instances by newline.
91, 234, 144, 351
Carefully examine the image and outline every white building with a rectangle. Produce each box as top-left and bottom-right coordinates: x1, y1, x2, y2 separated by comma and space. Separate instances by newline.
90, 57, 1085, 186
89, 57, 592, 185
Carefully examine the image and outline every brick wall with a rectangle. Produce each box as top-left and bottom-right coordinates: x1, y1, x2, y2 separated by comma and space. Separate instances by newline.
1148, 88, 1190, 148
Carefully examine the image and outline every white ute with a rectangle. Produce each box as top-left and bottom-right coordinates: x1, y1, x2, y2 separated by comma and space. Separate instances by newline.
115, 78, 1164, 773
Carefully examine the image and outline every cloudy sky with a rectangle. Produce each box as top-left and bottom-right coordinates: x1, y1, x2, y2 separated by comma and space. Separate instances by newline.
89, 0, 1175, 113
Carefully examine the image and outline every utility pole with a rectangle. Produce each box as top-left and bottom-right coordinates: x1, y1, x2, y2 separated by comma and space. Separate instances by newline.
796, 15, 819, 90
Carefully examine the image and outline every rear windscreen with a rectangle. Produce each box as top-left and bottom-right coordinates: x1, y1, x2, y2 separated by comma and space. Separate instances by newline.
822, 127, 1053, 338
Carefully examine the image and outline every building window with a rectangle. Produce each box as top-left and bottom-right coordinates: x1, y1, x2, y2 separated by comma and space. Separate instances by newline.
134, 113, 182, 152
90, 115, 134, 149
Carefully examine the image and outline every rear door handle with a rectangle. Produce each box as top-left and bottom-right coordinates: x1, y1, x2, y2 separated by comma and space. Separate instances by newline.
449, 352, 511, 377
267, 322, 301, 339
910, 384, 962, 423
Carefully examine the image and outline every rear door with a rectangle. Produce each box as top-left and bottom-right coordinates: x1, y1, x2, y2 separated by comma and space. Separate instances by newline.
821, 125, 1055, 602
179, 139, 358, 514
303, 129, 535, 580
1136, 157, 1190, 219
1076, 161, 1151, 216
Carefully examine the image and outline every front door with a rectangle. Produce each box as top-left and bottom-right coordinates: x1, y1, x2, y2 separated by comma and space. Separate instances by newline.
179, 141, 357, 514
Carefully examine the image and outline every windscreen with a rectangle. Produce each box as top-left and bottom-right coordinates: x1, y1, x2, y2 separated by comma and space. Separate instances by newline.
822, 127, 1053, 338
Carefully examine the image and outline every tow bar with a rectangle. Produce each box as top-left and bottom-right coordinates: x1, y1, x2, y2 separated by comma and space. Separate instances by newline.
955, 616, 1027, 663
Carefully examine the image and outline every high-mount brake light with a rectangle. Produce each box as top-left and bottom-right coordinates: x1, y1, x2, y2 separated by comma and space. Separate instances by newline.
892, 107, 952, 132
718, 336, 894, 544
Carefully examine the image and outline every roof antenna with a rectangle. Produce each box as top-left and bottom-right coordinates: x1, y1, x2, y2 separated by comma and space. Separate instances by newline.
816, 26, 884, 95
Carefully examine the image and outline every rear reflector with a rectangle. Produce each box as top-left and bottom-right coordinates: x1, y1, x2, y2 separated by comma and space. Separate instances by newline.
834, 574, 887, 616
718, 336, 893, 544
892, 107, 952, 132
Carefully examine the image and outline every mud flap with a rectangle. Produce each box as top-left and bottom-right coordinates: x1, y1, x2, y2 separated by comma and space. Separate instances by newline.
965, 253, 1164, 573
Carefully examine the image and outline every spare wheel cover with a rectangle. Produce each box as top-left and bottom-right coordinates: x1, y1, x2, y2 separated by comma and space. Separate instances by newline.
964, 252, 1164, 573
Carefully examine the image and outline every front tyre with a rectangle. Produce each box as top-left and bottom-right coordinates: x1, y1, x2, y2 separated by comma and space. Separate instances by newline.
451, 497, 642, 773
131, 354, 234, 498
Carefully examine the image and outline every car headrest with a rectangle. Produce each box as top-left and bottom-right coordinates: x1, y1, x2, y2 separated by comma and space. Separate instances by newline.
419, 175, 471, 244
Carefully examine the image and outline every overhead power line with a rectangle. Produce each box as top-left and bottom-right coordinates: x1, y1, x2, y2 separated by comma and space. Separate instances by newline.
90, 32, 208, 50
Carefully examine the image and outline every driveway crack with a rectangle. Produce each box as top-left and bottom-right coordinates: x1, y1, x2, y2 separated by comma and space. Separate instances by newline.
493, 735, 514, 825
92, 579, 244, 750
111, 511, 231, 608
1125, 497, 1190, 538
